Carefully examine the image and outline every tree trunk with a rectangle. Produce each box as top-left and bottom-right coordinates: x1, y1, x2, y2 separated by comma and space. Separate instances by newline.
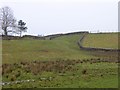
20, 31, 22, 37
4, 27, 8, 36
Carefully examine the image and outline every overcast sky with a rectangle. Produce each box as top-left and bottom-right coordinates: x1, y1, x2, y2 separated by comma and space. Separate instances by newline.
0, 0, 119, 36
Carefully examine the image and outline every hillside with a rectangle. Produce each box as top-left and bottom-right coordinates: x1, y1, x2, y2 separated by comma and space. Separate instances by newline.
2, 32, 119, 88
82, 33, 119, 49
2, 33, 97, 64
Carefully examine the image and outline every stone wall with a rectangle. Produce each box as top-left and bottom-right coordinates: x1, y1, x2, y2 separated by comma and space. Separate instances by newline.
45, 31, 89, 40
1, 35, 45, 40
77, 33, 120, 52
1, 31, 89, 40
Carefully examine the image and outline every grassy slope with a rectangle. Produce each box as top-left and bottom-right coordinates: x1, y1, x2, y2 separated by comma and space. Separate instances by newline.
2, 33, 118, 88
82, 33, 118, 49
2, 34, 97, 64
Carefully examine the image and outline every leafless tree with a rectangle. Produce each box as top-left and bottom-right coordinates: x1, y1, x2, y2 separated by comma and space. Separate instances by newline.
0, 6, 16, 36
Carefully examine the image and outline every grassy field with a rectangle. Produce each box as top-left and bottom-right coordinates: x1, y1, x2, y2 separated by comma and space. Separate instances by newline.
2, 61, 118, 88
2, 33, 119, 88
2, 34, 98, 64
82, 33, 119, 49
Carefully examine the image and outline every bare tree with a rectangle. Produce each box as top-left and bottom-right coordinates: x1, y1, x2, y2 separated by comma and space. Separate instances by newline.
0, 6, 16, 36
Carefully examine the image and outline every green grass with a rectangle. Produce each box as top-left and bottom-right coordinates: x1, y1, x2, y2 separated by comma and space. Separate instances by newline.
2, 34, 97, 64
82, 33, 118, 49
2, 33, 119, 88
2, 62, 118, 88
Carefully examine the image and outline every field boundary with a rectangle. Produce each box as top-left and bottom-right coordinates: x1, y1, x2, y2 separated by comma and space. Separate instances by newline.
77, 33, 120, 52
1, 31, 88, 40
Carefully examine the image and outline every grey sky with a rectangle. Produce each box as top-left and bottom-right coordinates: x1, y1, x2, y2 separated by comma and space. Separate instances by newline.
0, 0, 119, 35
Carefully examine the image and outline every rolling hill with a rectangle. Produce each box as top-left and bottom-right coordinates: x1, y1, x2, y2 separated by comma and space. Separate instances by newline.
2, 32, 119, 88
